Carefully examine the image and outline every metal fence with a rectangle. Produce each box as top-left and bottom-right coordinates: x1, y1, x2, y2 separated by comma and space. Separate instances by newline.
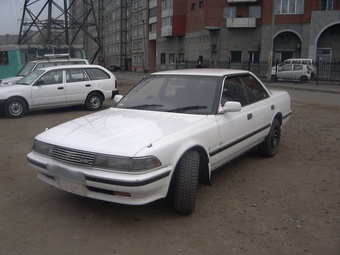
175, 59, 340, 84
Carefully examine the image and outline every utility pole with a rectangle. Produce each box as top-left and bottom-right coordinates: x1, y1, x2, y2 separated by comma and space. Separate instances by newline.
266, 0, 275, 83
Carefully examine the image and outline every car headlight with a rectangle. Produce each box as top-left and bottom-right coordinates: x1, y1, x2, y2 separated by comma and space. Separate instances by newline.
33, 139, 53, 157
93, 155, 162, 172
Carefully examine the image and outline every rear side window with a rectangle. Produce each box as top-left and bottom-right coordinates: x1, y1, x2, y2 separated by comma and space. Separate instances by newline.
85, 68, 110, 80
66, 69, 89, 82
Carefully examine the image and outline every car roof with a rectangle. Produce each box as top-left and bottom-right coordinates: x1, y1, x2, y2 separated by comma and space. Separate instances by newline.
34, 64, 104, 72
151, 69, 251, 77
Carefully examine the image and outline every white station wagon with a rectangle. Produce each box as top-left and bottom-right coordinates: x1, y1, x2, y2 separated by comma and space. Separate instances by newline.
27, 69, 292, 214
0, 64, 118, 118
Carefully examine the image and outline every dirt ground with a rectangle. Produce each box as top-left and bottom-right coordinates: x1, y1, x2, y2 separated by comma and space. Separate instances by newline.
0, 80, 339, 255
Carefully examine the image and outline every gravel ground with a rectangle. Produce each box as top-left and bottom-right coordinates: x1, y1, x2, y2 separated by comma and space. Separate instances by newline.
0, 79, 339, 255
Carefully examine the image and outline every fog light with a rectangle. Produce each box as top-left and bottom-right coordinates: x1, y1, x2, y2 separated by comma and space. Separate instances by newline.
114, 191, 131, 197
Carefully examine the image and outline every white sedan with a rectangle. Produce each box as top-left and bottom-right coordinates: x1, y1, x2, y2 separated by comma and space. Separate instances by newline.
0, 64, 118, 118
27, 69, 292, 214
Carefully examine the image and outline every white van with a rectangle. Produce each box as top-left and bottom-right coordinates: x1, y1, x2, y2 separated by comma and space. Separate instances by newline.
273, 58, 316, 78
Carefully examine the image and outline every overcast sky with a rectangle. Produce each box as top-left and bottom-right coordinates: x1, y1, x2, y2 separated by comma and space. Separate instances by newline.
0, 0, 63, 35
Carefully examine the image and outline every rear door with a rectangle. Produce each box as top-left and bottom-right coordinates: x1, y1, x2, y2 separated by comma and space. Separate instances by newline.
31, 70, 65, 107
64, 68, 93, 103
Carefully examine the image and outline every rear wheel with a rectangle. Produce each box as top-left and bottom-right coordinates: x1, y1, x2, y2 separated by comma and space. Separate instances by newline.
174, 150, 199, 214
5, 98, 27, 118
259, 119, 281, 157
86, 92, 103, 111
300, 75, 308, 83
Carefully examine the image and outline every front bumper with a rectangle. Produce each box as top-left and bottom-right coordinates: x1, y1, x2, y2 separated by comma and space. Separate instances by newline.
27, 152, 172, 205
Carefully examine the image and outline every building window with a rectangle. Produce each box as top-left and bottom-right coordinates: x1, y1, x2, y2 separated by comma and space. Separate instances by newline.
149, 7, 157, 17
162, 16, 172, 27
199, 1, 204, 8
191, 3, 196, 10
320, 0, 333, 10
223, 7, 236, 18
149, 23, 156, 32
230, 51, 242, 63
169, 53, 174, 64
275, 0, 303, 14
248, 51, 260, 63
178, 53, 184, 61
162, 0, 173, 9
249, 6, 261, 18
161, 53, 166, 64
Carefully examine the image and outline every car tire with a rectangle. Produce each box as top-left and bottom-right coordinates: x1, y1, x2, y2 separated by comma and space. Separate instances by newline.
86, 92, 103, 111
259, 118, 281, 157
5, 97, 27, 118
174, 150, 199, 215
300, 75, 308, 83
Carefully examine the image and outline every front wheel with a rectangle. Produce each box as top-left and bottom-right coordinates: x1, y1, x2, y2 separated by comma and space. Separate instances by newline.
86, 92, 103, 111
259, 119, 281, 157
5, 98, 27, 118
174, 150, 199, 215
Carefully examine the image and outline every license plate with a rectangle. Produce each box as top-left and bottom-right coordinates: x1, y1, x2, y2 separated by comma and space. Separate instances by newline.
58, 179, 87, 196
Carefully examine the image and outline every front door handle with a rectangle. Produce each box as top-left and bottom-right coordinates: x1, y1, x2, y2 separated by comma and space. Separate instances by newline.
247, 113, 253, 120
58, 87, 64, 90
85, 84, 91, 87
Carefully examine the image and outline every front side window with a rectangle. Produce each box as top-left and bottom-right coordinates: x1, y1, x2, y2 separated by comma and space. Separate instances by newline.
275, 0, 303, 14
222, 75, 267, 106
37, 70, 63, 85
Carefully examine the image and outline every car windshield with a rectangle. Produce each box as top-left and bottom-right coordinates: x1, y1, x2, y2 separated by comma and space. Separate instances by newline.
17, 62, 36, 76
16, 70, 45, 85
115, 75, 221, 114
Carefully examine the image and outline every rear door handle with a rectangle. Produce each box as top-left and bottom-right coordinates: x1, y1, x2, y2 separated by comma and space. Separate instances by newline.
58, 87, 64, 90
247, 113, 253, 120
85, 84, 91, 87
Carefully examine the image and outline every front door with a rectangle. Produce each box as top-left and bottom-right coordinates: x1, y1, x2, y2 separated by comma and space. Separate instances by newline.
31, 70, 65, 107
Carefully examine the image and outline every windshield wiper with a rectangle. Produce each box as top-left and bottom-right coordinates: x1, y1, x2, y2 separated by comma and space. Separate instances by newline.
168, 105, 207, 113
128, 104, 163, 109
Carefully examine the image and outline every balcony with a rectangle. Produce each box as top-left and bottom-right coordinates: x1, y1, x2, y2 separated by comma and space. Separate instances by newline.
227, 0, 257, 2
226, 17, 256, 28
161, 26, 172, 37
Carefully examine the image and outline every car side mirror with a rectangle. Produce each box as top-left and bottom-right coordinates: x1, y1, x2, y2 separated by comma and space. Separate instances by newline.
113, 95, 123, 104
35, 80, 44, 86
218, 101, 242, 114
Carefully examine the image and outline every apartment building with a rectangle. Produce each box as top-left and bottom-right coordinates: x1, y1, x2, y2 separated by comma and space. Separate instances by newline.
70, 0, 340, 72
155, 0, 340, 71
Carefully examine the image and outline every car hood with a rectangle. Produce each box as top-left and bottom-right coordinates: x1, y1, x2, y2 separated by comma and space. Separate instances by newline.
0, 76, 22, 86
36, 108, 208, 156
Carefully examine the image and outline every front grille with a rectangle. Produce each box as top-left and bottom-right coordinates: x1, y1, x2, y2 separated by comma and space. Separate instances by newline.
51, 146, 96, 167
